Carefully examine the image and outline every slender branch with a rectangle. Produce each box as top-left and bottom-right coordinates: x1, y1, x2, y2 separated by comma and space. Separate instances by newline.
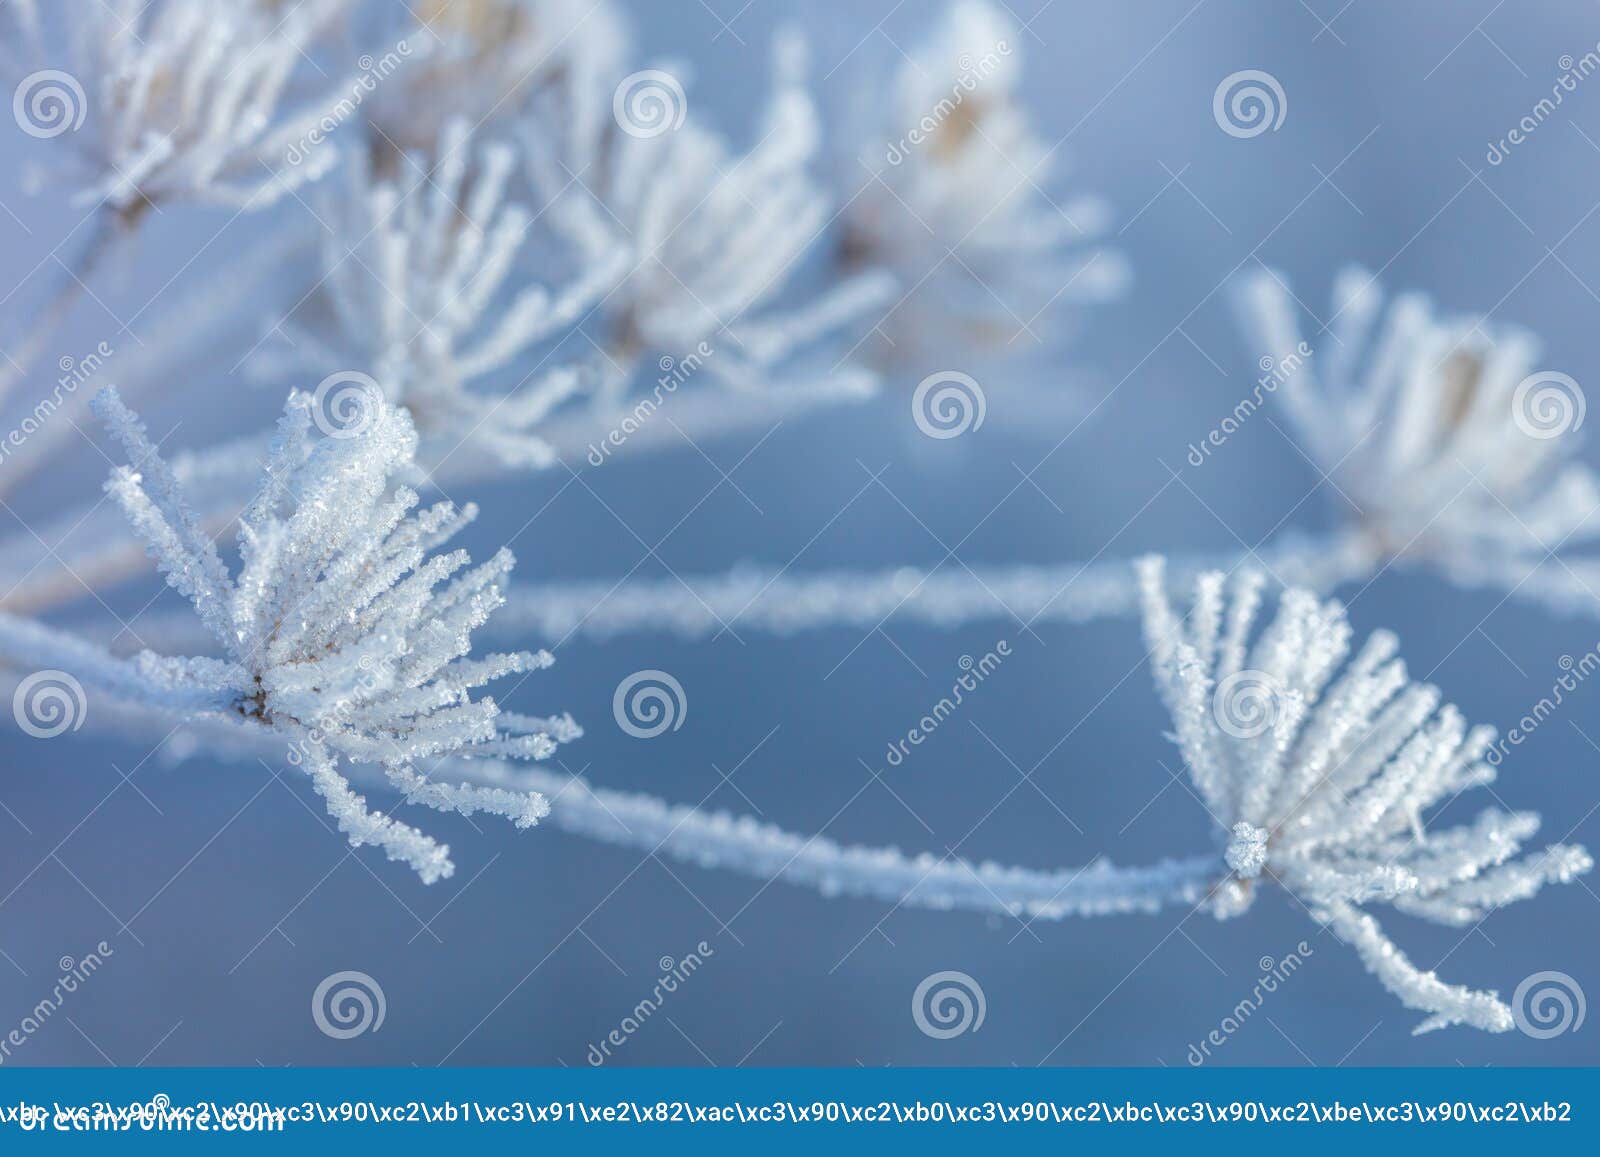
502, 765, 1219, 919
487, 530, 1381, 641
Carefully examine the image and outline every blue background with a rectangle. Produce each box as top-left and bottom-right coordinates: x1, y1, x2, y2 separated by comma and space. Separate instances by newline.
1, 0, 1597, 1068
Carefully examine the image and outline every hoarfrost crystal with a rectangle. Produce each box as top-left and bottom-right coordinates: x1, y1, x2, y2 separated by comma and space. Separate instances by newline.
1138, 555, 1591, 1032
80, 387, 575, 881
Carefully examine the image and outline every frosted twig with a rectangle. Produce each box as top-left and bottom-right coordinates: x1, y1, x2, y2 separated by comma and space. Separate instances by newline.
1134, 555, 1590, 1032
19, 386, 578, 881
485, 530, 1378, 641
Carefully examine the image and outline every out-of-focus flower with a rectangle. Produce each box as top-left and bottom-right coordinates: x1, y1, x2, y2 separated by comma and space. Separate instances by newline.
2, 0, 353, 213
839, 0, 1128, 366
362, 0, 625, 158
279, 118, 625, 470
523, 30, 893, 397
1237, 265, 1600, 566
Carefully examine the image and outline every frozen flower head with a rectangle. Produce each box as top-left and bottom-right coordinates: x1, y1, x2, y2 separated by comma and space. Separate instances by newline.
840, 0, 1127, 362
283, 118, 623, 470
2, 0, 352, 214
89, 387, 577, 882
525, 30, 893, 395
364, 0, 625, 158
1238, 266, 1600, 566
1138, 556, 1591, 1032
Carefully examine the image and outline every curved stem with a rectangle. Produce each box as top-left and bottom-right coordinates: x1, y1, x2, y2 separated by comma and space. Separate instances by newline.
489, 529, 1381, 642
472, 764, 1217, 920
0, 612, 1217, 920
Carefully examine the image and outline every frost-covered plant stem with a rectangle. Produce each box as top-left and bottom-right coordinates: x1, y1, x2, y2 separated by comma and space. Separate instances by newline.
486, 530, 1381, 641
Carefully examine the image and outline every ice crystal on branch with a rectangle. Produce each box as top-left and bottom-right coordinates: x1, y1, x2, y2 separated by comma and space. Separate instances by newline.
82, 387, 573, 881
1238, 266, 1600, 567
283, 118, 624, 469
1137, 556, 1591, 1032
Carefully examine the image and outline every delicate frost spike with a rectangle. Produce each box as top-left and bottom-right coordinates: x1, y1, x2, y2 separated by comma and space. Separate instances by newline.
1141, 555, 1591, 1031
840, 0, 1128, 367
1234, 265, 1600, 571
277, 116, 625, 470
1, 0, 353, 211
78, 387, 572, 881
522, 28, 894, 398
